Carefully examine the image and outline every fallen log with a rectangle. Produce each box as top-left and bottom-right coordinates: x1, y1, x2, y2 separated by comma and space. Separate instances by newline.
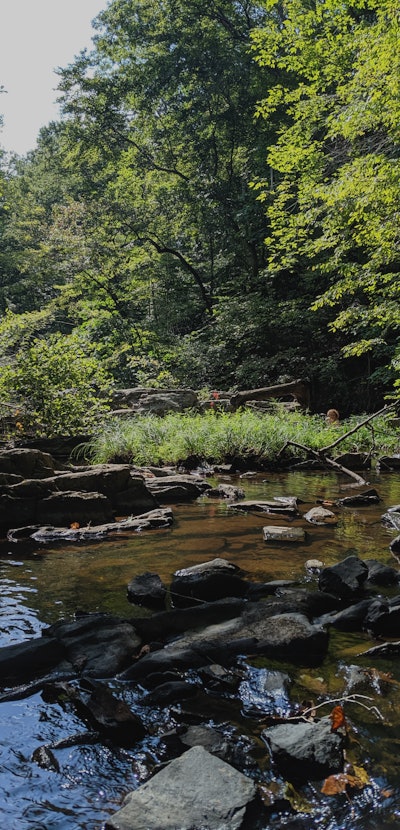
230, 379, 310, 411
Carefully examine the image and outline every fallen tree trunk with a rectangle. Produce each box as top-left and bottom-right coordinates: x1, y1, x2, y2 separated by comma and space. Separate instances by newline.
230, 379, 310, 411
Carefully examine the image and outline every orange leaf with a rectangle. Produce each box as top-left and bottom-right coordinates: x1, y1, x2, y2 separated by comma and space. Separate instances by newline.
321, 768, 369, 796
70, 521, 80, 529
330, 704, 346, 731
321, 774, 350, 795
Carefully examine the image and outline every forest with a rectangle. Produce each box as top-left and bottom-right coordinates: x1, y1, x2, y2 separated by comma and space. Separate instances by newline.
0, 0, 399, 436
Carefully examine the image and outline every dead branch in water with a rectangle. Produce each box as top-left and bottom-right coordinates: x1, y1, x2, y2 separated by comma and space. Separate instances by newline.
279, 402, 399, 486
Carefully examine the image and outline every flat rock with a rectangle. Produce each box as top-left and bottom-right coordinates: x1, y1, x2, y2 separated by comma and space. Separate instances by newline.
263, 526, 306, 543
105, 745, 256, 830
230, 500, 299, 517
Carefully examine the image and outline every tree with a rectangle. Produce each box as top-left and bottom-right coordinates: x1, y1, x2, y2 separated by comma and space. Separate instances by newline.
252, 0, 400, 403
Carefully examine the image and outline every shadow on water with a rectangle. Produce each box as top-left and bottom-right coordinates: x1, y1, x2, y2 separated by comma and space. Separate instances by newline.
0, 468, 400, 828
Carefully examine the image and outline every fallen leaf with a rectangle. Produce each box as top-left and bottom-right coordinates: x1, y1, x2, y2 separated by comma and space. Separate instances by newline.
321, 774, 350, 795
330, 704, 346, 731
321, 769, 369, 796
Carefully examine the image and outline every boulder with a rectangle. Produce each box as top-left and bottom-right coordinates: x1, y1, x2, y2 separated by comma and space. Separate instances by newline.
146, 474, 211, 502
0, 448, 56, 479
262, 716, 344, 781
59, 679, 146, 746
36, 491, 114, 526
365, 559, 400, 586
0, 636, 66, 687
110, 387, 199, 415
127, 572, 167, 609
105, 745, 256, 830
337, 489, 380, 507
120, 610, 329, 681
303, 506, 337, 526
44, 466, 159, 515
318, 556, 369, 599
364, 598, 400, 636
45, 613, 142, 677
170, 558, 248, 606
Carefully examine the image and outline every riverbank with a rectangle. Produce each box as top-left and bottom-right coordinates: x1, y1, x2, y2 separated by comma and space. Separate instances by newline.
82, 408, 400, 469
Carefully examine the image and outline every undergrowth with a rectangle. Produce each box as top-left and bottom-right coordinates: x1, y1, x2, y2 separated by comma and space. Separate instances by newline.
82, 408, 400, 467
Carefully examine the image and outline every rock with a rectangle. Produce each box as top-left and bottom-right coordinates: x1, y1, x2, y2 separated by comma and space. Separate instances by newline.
364, 599, 400, 636
263, 526, 306, 543
305, 559, 324, 572
317, 599, 374, 631
382, 512, 400, 531
111, 387, 199, 413
146, 474, 211, 502
8, 508, 173, 544
262, 716, 344, 782
130, 597, 247, 643
0, 636, 66, 687
105, 745, 256, 830
45, 613, 142, 677
377, 455, 400, 471
390, 534, 400, 556
170, 558, 248, 606
127, 572, 167, 609
303, 506, 337, 526
178, 725, 257, 773
0, 448, 56, 478
230, 500, 299, 517
365, 559, 400, 586
337, 489, 380, 507
44, 466, 159, 515
73, 679, 146, 746
206, 484, 245, 500
333, 452, 371, 469
0, 494, 37, 528
318, 556, 369, 599
239, 668, 291, 717
142, 680, 198, 706
36, 490, 114, 526
119, 610, 329, 681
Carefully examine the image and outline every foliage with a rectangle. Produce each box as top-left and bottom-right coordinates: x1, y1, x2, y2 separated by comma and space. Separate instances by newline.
0, 0, 399, 420
252, 0, 400, 390
0, 332, 113, 436
85, 408, 400, 467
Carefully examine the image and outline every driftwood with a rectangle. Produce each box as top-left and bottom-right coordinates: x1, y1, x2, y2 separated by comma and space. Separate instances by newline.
230, 379, 310, 411
279, 403, 399, 486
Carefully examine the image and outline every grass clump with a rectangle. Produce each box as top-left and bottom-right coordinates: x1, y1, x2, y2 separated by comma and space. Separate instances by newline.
85, 408, 400, 467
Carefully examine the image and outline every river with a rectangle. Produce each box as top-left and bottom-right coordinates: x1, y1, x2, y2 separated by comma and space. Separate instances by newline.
1, 468, 400, 829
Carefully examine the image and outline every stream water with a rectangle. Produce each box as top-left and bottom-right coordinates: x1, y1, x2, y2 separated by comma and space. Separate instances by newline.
1, 468, 400, 829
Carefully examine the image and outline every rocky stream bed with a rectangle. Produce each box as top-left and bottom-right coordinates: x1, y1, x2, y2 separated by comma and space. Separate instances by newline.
1, 447, 400, 829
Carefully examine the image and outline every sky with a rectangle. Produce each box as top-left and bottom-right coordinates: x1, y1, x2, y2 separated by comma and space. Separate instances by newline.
0, 0, 109, 156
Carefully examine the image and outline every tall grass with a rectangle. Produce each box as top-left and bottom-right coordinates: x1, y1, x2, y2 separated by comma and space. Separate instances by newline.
84, 408, 400, 467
